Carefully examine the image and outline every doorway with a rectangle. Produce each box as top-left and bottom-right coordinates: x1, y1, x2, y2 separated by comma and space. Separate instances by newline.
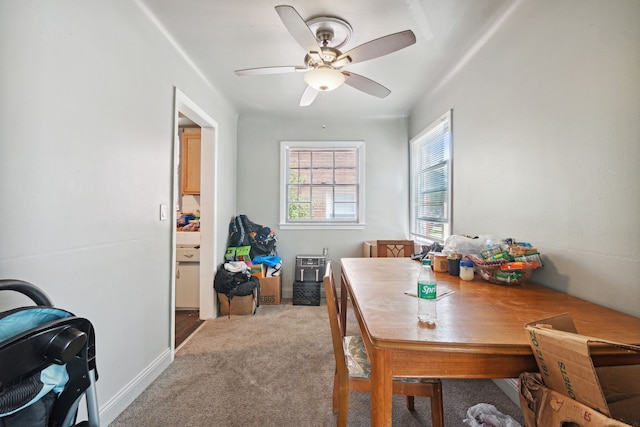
171, 88, 219, 355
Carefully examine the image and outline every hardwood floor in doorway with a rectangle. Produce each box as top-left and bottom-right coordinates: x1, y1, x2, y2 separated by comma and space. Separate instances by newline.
175, 310, 204, 347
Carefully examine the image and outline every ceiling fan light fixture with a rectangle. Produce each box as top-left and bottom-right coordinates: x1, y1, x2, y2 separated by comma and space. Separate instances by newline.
304, 66, 345, 91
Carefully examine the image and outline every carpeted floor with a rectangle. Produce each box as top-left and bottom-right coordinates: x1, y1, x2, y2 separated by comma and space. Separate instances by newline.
110, 301, 525, 426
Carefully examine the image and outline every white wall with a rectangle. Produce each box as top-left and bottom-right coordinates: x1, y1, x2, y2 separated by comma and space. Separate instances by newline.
237, 115, 409, 297
0, 0, 238, 424
2, 0, 638, 423
410, 0, 640, 316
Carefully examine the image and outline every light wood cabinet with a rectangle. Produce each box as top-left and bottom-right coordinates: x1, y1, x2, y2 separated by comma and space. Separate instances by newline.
181, 129, 201, 195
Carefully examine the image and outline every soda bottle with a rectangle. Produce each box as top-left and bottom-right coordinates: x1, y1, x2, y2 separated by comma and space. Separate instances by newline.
417, 258, 437, 326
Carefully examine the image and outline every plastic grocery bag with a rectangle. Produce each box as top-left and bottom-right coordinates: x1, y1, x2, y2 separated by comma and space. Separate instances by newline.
442, 235, 486, 256
463, 403, 522, 427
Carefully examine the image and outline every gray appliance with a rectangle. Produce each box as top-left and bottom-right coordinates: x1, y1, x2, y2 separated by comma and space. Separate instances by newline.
293, 255, 326, 306
294, 255, 326, 283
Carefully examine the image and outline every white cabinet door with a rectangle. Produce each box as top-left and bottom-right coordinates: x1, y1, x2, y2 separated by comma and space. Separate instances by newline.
176, 262, 199, 309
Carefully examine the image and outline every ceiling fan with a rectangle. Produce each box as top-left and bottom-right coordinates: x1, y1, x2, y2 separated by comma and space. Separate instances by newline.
234, 5, 416, 107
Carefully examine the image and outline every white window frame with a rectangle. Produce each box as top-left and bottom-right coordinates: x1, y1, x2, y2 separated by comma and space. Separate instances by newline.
410, 110, 452, 243
280, 141, 365, 230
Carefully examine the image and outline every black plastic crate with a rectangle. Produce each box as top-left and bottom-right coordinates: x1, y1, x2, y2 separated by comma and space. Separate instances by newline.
292, 281, 321, 306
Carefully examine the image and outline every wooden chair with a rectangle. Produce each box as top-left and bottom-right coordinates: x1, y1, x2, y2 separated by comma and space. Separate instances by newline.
323, 262, 444, 427
376, 239, 415, 257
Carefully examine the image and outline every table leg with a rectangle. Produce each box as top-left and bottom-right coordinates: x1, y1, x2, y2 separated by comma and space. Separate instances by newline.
369, 347, 393, 426
340, 272, 347, 337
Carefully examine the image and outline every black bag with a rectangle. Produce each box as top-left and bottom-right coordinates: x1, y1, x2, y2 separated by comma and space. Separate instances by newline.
228, 215, 277, 259
213, 265, 260, 317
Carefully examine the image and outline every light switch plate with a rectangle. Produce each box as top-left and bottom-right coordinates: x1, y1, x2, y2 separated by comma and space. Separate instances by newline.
160, 204, 168, 221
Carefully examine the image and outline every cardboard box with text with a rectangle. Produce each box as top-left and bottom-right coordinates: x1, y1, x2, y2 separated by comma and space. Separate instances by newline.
259, 276, 281, 305
525, 313, 640, 425
519, 372, 633, 427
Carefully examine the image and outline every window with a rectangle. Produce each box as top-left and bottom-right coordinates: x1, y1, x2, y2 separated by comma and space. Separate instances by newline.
280, 141, 365, 229
410, 110, 452, 242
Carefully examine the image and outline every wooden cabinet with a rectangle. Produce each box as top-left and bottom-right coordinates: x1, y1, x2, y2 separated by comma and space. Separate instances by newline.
181, 129, 201, 195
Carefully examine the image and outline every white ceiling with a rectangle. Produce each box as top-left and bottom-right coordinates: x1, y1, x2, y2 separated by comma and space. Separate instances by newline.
139, 0, 512, 118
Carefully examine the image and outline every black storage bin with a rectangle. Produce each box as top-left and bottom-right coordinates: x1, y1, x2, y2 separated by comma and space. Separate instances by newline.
293, 281, 321, 306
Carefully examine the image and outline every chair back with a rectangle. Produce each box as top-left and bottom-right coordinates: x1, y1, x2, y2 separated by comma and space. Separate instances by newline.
323, 262, 349, 383
376, 240, 415, 257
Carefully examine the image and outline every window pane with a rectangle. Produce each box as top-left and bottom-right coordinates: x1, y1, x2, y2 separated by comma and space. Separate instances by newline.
289, 150, 311, 168
289, 185, 310, 202
415, 219, 445, 241
289, 203, 310, 220
415, 164, 448, 222
290, 168, 310, 184
335, 202, 356, 219
335, 168, 356, 184
335, 150, 356, 168
335, 185, 356, 203
312, 168, 334, 185
312, 186, 333, 219
312, 151, 334, 167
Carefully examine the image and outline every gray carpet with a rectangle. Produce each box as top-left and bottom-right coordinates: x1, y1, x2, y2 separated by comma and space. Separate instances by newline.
110, 301, 525, 426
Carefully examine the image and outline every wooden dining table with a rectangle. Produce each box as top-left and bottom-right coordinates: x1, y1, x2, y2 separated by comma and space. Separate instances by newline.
339, 257, 640, 427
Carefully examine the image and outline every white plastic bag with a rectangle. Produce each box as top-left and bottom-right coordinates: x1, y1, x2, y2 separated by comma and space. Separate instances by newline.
442, 235, 486, 256
463, 403, 522, 427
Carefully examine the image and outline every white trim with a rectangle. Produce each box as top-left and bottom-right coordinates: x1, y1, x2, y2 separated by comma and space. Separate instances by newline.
172, 88, 219, 353
98, 349, 172, 425
279, 224, 366, 230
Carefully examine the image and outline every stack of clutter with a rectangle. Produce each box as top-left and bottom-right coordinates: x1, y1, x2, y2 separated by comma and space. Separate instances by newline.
214, 215, 282, 316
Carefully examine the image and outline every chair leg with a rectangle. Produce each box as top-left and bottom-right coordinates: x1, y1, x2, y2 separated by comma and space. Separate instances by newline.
405, 395, 415, 411
430, 382, 445, 427
336, 385, 349, 427
332, 372, 339, 413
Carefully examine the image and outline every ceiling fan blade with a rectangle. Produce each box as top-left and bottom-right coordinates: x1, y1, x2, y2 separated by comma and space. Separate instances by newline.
235, 66, 307, 76
275, 5, 323, 59
343, 72, 391, 98
333, 30, 416, 68
300, 85, 319, 107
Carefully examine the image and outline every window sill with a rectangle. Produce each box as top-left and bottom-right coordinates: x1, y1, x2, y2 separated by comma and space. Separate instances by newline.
279, 223, 366, 230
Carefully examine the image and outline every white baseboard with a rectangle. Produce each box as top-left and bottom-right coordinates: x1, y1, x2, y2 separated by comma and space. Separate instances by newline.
98, 348, 172, 425
493, 378, 520, 407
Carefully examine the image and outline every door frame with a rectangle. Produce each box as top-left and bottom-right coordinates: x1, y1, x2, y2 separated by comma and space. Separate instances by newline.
171, 88, 219, 356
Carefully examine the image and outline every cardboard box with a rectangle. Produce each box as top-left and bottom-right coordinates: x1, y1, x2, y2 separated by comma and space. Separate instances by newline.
519, 372, 633, 427
217, 291, 256, 316
258, 275, 281, 305
363, 240, 378, 257
525, 313, 640, 425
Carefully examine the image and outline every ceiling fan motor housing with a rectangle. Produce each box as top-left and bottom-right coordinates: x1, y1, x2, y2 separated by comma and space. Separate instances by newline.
304, 47, 341, 68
